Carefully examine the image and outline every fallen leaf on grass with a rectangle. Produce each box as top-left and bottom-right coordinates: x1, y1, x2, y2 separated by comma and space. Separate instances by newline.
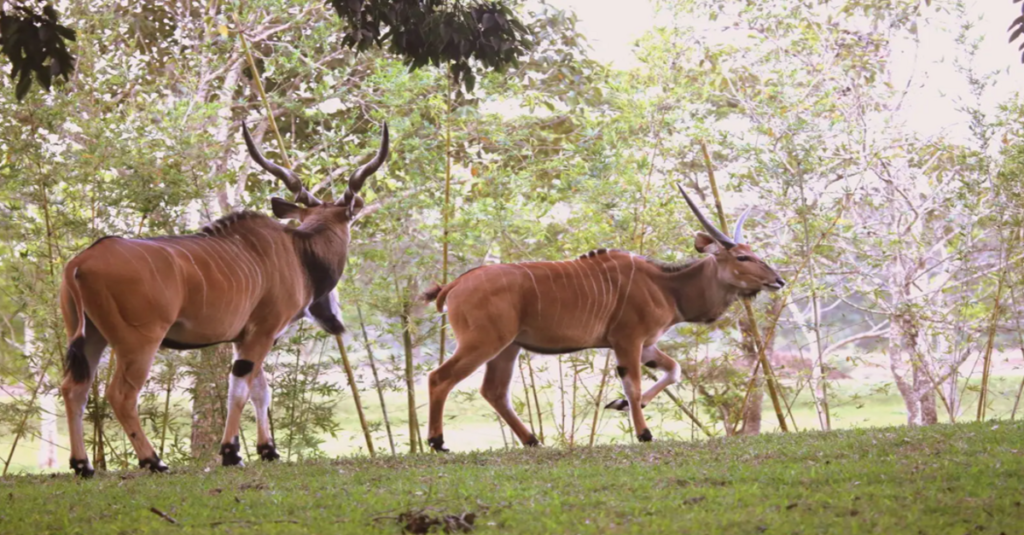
149, 507, 177, 525
388, 509, 477, 534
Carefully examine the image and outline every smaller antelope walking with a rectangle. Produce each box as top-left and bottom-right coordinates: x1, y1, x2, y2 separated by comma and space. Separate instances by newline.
421, 186, 784, 451
58, 121, 387, 476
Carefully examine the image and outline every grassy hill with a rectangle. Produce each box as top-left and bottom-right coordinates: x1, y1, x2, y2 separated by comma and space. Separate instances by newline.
1, 421, 1023, 534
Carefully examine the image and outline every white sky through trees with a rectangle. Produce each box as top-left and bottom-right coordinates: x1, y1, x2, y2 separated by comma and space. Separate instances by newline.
542, 0, 1024, 147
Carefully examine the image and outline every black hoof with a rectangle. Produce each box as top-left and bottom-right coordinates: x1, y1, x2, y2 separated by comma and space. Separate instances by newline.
220, 441, 244, 466
523, 435, 541, 447
638, 428, 653, 442
604, 399, 629, 411
139, 455, 169, 473
70, 458, 94, 478
257, 443, 280, 462
427, 435, 449, 453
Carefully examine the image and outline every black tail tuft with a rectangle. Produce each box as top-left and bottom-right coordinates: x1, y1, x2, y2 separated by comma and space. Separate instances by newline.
64, 337, 90, 383
420, 284, 443, 303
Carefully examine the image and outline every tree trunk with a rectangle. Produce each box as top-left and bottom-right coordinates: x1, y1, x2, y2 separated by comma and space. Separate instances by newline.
739, 317, 764, 436
190, 344, 232, 460
889, 310, 936, 426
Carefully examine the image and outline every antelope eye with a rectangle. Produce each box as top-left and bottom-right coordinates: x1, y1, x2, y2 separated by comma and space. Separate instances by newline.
736, 255, 751, 262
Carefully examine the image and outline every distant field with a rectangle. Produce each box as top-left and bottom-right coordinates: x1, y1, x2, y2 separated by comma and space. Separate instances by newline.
2, 421, 1023, 534
3, 367, 1024, 474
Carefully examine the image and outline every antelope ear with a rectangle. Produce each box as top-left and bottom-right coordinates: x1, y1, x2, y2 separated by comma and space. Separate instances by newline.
271, 197, 305, 220
336, 194, 365, 217
694, 232, 725, 254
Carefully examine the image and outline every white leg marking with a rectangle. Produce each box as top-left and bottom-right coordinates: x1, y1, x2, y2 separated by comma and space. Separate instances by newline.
249, 370, 273, 444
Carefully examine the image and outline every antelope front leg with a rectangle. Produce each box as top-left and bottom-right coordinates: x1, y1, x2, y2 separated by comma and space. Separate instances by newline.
612, 341, 652, 442
220, 336, 274, 467
605, 346, 680, 412
639, 346, 679, 406
249, 368, 279, 461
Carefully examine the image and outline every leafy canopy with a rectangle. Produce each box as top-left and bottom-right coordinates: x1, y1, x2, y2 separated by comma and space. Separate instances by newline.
327, 0, 532, 92
0, 3, 75, 101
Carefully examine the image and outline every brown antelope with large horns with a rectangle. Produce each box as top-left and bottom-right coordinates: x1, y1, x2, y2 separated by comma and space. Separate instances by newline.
421, 185, 784, 451
58, 121, 388, 476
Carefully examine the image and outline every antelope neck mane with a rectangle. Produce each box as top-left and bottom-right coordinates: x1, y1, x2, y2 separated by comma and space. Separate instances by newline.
199, 210, 344, 301
198, 210, 278, 236
642, 256, 702, 273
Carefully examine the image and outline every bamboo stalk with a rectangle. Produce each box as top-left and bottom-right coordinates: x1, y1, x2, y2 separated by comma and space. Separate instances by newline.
588, 350, 613, 447
1010, 282, 1024, 420
525, 352, 545, 444
235, 16, 292, 168
558, 355, 566, 444
2, 356, 54, 476
977, 240, 1008, 422
570, 356, 580, 448
518, 355, 536, 435
439, 73, 454, 366
356, 304, 396, 456
4, 176, 64, 475
642, 367, 713, 437
336, 335, 375, 456
398, 287, 422, 453
737, 201, 846, 422
699, 140, 788, 432
159, 358, 174, 458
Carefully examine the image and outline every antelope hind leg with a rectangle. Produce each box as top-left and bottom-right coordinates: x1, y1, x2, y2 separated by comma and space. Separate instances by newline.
106, 340, 167, 472
61, 322, 107, 477
427, 335, 511, 452
480, 344, 540, 447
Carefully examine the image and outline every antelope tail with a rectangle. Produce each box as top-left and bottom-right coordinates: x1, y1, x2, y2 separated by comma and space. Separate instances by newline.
420, 283, 454, 312
63, 267, 90, 383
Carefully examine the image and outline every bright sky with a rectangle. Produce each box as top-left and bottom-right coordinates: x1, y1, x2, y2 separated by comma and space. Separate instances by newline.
540, 0, 1024, 145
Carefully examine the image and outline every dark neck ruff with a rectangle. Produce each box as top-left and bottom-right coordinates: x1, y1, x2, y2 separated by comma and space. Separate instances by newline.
289, 226, 346, 300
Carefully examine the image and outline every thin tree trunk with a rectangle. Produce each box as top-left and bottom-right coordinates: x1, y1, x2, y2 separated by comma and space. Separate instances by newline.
977, 240, 1008, 421
519, 356, 536, 436
1010, 285, 1024, 420
438, 74, 454, 367
337, 335, 375, 456
357, 304, 396, 456
399, 299, 421, 454
190, 345, 231, 460
738, 326, 763, 436
525, 352, 544, 444
700, 140, 788, 433
588, 350, 612, 447
158, 359, 175, 458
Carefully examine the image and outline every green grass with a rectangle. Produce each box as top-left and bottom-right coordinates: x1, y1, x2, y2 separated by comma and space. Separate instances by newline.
2, 421, 1023, 534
